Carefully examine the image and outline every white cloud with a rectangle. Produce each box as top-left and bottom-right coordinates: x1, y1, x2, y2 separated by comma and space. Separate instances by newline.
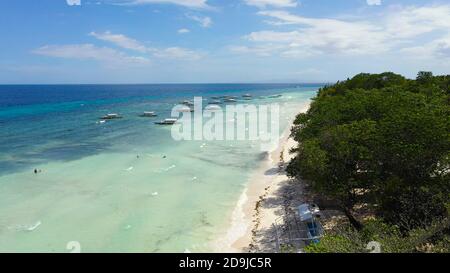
34, 31, 204, 65
247, 11, 389, 56
66, 0, 81, 6
232, 5, 450, 59
178, 28, 191, 34
33, 44, 150, 65
366, 0, 381, 6
229, 44, 286, 56
111, 0, 210, 9
244, 0, 297, 8
89, 31, 147, 52
88, 31, 203, 60
186, 14, 212, 28
401, 35, 450, 60
153, 47, 202, 60
383, 5, 450, 38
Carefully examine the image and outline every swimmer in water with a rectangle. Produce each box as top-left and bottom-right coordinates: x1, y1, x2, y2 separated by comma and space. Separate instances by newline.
34, 169, 38, 174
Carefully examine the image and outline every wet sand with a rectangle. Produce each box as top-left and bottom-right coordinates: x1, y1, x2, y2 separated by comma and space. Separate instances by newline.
216, 102, 311, 253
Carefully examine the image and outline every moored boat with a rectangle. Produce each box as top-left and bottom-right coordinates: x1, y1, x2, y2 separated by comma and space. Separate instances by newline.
100, 113, 122, 120
139, 111, 158, 117
205, 104, 222, 111
176, 106, 194, 113
223, 98, 237, 103
155, 118, 178, 125
268, 94, 283, 98
180, 100, 194, 107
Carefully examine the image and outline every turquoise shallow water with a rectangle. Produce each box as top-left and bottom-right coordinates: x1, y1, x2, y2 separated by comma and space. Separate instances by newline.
0, 84, 319, 252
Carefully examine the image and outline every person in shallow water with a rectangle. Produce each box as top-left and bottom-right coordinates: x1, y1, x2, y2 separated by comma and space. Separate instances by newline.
34, 169, 38, 174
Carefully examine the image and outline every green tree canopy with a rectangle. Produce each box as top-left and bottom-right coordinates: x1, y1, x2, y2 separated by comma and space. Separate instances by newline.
287, 72, 450, 231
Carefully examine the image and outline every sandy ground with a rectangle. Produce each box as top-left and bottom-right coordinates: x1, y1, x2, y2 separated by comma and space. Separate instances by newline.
214, 102, 312, 253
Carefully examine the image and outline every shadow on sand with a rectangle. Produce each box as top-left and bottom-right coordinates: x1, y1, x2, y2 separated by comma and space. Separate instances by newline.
242, 168, 345, 253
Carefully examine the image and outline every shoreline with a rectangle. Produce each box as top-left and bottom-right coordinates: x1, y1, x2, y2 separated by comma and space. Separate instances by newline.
214, 101, 311, 253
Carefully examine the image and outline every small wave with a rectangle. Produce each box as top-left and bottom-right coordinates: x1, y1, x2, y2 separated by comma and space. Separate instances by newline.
10, 221, 42, 232
189, 176, 198, 182
165, 165, 176, 171
124, 224, 132, 230
125, 166, 134, 172
213, 189, 249, 252
154, 165, 176, 173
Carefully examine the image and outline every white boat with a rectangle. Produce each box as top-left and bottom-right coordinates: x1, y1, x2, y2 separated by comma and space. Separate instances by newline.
180, 100, 194, 107
155, 118, 178, 125
100, 113, 122, 120
177, 106, 194, 113
205, 104, 222, 111
140, 111, 158, 117
243, 94, 252, 98
268, 94, 283, 98
224, 98, 237, 103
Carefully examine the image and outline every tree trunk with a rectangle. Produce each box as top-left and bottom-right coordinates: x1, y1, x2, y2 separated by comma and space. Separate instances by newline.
343, 207, 363, 231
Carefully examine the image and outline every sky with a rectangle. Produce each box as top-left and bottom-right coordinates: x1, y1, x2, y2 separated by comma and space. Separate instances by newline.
0, 0, 449, 84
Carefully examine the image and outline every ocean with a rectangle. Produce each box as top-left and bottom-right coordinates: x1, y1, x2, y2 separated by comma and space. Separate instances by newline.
0, 84, 319, 252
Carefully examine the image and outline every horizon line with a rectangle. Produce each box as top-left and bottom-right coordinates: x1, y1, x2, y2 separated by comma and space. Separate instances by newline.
0, 82, 331, 86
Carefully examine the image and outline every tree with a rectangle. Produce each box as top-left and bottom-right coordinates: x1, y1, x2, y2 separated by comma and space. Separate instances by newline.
288, 72, 450, 231
416, 71, 434, 84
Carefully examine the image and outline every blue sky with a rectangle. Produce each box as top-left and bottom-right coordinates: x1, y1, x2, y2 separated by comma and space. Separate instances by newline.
0, 0, 449, 83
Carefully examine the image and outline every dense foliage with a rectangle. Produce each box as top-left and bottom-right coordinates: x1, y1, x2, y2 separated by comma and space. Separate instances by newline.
304, 218, 450, 253
287, 72, 450, 251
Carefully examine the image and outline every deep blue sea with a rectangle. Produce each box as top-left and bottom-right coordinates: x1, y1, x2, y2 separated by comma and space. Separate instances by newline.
0, 84, 320, 175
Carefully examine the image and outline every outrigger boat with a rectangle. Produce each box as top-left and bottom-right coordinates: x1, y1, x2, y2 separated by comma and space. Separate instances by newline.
223, 98, 237, 103
268, 94, 283, 98
155, 118, 178, 125
176, 106, 194, 113
100, 113, 123, 120
139, 111, 158, 117
205, 104, 221, 111
180, 100, 194, 107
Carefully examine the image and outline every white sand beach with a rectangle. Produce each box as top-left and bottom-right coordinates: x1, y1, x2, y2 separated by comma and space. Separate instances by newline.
216, 101, 311, 253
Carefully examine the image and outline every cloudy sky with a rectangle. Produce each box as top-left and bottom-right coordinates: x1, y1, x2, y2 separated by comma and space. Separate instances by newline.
0, 0, 449, 83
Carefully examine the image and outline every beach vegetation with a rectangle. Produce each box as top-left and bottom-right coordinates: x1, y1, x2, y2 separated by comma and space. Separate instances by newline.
305, 217, 450, 253
288, 71, 450, 252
